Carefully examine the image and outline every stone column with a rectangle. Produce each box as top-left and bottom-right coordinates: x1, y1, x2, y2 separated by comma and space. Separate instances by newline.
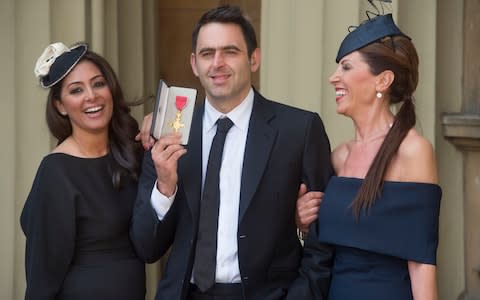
442, 0, 480, 299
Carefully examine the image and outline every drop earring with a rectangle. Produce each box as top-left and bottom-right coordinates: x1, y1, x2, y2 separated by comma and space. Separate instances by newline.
376, 92, 382, 99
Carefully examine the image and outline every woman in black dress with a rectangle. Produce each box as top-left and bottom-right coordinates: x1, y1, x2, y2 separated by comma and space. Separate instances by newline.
20, 42, 145, 300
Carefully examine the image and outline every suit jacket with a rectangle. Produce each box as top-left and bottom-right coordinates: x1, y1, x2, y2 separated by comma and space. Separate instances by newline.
131, 90, 333, 299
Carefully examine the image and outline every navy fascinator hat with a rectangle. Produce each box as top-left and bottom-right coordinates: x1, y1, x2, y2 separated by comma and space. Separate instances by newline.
335, 13, 409, 63
34, 42, 88, 88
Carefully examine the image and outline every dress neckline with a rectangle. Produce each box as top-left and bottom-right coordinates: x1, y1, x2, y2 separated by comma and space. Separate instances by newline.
332, 175, 441, 188
46, 152, 110, 161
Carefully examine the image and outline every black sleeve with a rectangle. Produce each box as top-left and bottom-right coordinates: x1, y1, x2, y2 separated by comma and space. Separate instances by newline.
286, 112, 335, 299
130, 150, 177, 263
286, 224, 334, 299
20, 161, 76, 300
302, 112, 334, 192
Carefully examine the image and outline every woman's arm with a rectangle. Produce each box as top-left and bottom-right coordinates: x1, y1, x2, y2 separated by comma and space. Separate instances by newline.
408, 261, 438, 300
399, 130, 439, 299
20, 161, 76, 300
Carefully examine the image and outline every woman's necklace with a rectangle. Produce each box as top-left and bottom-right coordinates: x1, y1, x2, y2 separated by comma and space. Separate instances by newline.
71, 136, 108, 158
353, 123, 392, 144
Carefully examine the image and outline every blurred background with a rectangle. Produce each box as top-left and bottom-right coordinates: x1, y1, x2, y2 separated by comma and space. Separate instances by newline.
1, 0, 478, 299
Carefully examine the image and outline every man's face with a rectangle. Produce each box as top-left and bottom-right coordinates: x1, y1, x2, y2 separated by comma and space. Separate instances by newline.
191, 22, 260, 113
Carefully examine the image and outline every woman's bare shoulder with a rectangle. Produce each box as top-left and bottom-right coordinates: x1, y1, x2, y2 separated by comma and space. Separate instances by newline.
332, 141, 350, 175
395, 129, 438, 184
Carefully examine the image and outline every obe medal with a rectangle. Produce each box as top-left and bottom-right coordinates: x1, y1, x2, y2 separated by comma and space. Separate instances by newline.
169, 95, 187, 132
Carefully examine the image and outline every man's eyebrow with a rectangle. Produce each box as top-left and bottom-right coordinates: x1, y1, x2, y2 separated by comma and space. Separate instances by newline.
198, 45, 242, 53
221, 45, 241, 51
198, 47, 215, 53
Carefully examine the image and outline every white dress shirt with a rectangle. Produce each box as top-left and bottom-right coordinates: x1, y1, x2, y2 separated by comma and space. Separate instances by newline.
150, 88, 254, 284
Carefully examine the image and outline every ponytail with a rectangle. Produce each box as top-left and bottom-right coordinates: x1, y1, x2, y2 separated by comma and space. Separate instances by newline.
350, 35, 419, 218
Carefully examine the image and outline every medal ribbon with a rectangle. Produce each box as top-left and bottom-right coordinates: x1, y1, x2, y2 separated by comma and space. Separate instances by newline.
176, 96, 187, 111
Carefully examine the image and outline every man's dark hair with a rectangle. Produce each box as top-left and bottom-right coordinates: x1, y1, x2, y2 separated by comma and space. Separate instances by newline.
192, 5, 258, 57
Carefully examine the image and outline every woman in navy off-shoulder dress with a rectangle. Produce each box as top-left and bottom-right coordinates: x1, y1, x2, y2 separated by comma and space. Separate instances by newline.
288, 10, 441, 300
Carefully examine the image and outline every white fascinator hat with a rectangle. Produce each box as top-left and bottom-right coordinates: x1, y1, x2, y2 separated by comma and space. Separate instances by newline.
34, 42, 88, 88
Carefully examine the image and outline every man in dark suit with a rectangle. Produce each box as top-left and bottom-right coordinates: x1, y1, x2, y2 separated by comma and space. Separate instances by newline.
131, 5, 333, 300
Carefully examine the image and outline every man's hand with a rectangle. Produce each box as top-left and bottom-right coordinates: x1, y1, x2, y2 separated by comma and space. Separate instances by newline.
136, 113, 156, 150
295, 183, 323, 233
151, 133, 187, 196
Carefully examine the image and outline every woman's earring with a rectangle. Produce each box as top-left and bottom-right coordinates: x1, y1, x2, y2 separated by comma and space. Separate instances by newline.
60, 111, 67, 116
376, 92, 382, 99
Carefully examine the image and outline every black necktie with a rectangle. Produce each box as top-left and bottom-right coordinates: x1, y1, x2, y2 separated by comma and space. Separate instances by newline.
193, 117, 234, 292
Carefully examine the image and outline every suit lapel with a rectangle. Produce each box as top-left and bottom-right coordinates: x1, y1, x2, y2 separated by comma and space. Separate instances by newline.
180, 103, 204, 226
239, 93, 277, 221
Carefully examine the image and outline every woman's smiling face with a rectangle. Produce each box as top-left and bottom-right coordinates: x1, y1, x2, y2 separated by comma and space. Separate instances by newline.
329, 51, 379, 117
55, 60, 113, 136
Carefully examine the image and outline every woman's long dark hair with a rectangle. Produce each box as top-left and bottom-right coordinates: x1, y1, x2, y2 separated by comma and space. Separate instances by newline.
352, 35, 419, 217
45, 51, 142, 188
